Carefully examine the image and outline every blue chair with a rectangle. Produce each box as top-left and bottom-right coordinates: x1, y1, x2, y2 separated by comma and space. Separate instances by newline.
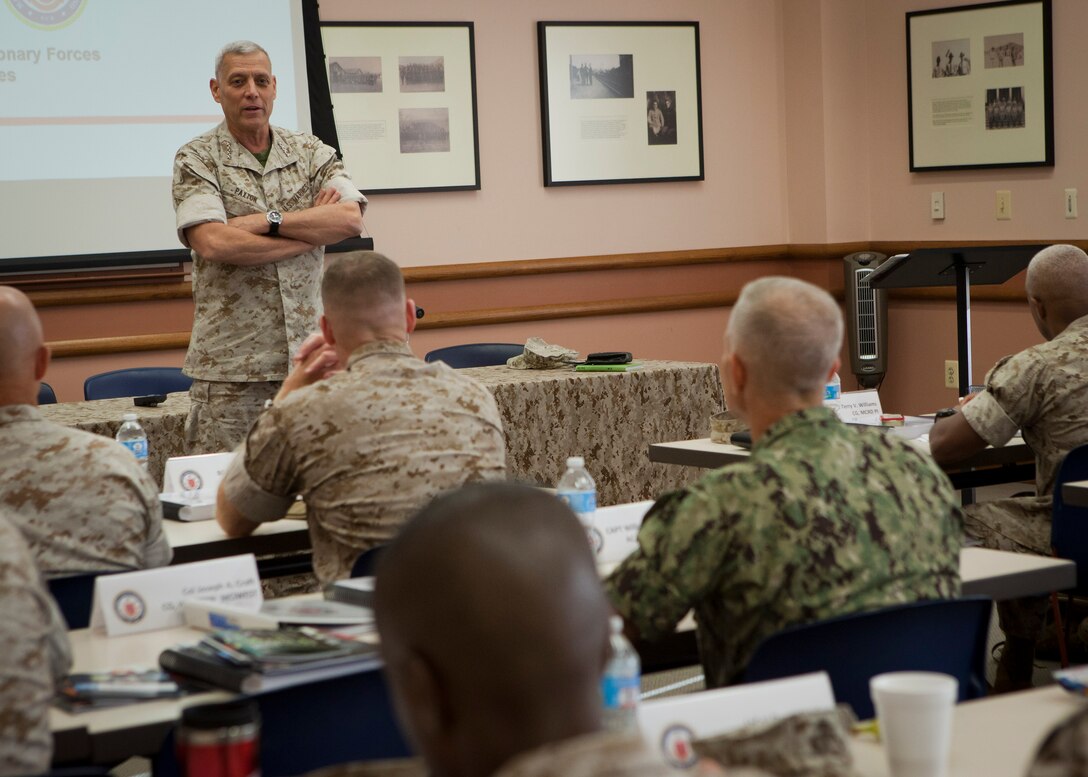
1048, 444, 1088, 666
83, 367, 192, 401
351, 544, 387, 578
424, 343, 524, 369
151, 668, 410, 777
37, 382, 57, 405
47, 572, 115, 629
742, 597, 991, 719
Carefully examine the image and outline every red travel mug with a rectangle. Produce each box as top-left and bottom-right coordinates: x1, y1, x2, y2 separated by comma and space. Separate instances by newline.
176, 699, 261, 777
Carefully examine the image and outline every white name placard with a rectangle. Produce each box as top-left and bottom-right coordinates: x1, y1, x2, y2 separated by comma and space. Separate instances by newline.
591, 501, 653, 563
835, 389, 884, 426
639, 672, 835, 769
162, 452, 236, 498
90, 554, 262, 636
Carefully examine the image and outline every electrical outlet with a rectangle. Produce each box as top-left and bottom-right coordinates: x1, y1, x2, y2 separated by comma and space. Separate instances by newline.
996, 190, 1012, 220
931, 191, 945, 220
944, 360, 959, 389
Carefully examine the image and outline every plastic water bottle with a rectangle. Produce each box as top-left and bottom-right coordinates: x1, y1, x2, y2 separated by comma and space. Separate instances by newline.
601, 615, 640, 733
556, 456, 597, 528
116, 413, 149, 470
824, 372, 842, 410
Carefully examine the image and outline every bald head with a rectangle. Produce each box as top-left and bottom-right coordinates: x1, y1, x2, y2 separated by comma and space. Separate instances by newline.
0, 287, 48, 405
726, 276, 843, 396
375, 483, 612, 777
1025, 245, 1088, 339
320, 251, 412, 351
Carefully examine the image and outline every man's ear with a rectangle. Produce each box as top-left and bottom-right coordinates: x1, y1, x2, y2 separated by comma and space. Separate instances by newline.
319, 314, 336, 346
405, 298, 418, 335
394, 649, 452, 752
34, 345, 50, 383
209, 78, 221, 104
729, 351, 747, 395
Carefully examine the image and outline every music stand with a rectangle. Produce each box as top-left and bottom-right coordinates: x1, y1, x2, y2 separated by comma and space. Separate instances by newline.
868, 245, 1043, 397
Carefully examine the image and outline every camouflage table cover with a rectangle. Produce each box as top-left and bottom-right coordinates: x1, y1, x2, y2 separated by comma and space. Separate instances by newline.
39, 361, 724, 505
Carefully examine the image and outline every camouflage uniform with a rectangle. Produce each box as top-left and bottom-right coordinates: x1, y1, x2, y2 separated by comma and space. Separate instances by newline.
493, 732, 698, 777
605, 407, 964, 688
960, 314, 1088, 639
0, 508, 72, 776
173, 122, 366, 453
0, 405, 171, 576
1027, 704, 1088, 777
220, 341, 506, 585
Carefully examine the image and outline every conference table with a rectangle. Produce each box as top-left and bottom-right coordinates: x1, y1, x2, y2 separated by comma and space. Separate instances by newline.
1061, 479, 1088, 508
40, 360, 724, 506
49, 545, 1074, 766
649, 426, 1037, 491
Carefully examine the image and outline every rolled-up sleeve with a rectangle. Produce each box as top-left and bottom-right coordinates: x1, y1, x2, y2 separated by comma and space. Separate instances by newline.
221, 410, 298, 523
172, 149, 227, 247
961, 353, 1040, 447
311, 144, 367, 209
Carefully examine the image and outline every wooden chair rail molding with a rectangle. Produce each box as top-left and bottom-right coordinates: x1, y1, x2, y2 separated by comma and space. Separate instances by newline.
42, 240, 1056, 358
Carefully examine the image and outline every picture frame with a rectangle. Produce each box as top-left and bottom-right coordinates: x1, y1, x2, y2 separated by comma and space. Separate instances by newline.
318, 22, 481, 194
537, 21, 704, 186
906, 0, 1053, 172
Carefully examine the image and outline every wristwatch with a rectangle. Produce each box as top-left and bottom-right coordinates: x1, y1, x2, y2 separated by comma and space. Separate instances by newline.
266, 210, 283, 236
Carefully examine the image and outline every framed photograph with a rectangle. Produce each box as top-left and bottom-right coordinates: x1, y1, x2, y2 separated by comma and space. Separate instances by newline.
319, 22, 481, 193
906, 0, 1053, 171
537, 22, 704, 186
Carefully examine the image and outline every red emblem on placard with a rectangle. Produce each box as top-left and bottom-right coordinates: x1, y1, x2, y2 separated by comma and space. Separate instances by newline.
661, 724, 698, 768
113, 591, 147, 624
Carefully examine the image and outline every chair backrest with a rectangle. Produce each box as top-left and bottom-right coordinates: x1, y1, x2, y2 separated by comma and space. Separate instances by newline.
47, 572, 114, 630
742, 596, 991, 720
424, 343, 524, 369
350, 544, 387, 578
152, 668, 410, 777
83, 367, 192, 401
1051, 444, 1088, 589
37, 382, 57, 405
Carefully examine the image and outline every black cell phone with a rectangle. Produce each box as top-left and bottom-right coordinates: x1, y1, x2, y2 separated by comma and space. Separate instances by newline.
730, 431, 753, 449
133, 394, 167, 407
585, 352, 632, 365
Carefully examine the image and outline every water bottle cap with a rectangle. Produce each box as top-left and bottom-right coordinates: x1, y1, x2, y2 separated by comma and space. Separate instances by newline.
566, 456, 585, 468
122, 413, 138, 421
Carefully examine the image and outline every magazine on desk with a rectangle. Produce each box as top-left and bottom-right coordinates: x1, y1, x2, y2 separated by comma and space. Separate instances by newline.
160, 626, 381, 693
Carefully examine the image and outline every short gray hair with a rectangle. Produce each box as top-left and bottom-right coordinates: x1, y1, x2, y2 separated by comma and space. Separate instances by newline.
215, 40, 270, 79
726, 276, 843, 395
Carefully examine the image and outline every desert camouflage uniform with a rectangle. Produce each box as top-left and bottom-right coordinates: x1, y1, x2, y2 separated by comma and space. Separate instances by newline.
605, 407, 963, 688
221, 341, 506, 584
960, 314, 1088, 639
0, 507, 72, 776
173, 122, 366, 453
0, 405, 171, 576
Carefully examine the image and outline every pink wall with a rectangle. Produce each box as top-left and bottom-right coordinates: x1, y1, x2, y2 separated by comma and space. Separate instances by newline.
316, 0, 791, 266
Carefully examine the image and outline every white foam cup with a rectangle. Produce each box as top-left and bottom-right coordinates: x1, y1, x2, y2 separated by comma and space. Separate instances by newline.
870, 671, 958, 777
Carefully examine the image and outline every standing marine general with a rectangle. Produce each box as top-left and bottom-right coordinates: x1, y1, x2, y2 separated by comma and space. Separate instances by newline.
605, 277, 964, 688
173, 40, 367, 453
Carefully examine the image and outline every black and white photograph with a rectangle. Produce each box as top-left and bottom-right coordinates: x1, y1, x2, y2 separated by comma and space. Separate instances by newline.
568, 54, 634, 99
329, 57, 382, 93
985, 33, 1025, 68
399, 107, 451, 154
907, 0, 1051, 170
398, 56, 445, 93
931, 38, 971, 77
646, 91, 677, 145
320, 22, 480, 193
986, 87, 1026, 129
